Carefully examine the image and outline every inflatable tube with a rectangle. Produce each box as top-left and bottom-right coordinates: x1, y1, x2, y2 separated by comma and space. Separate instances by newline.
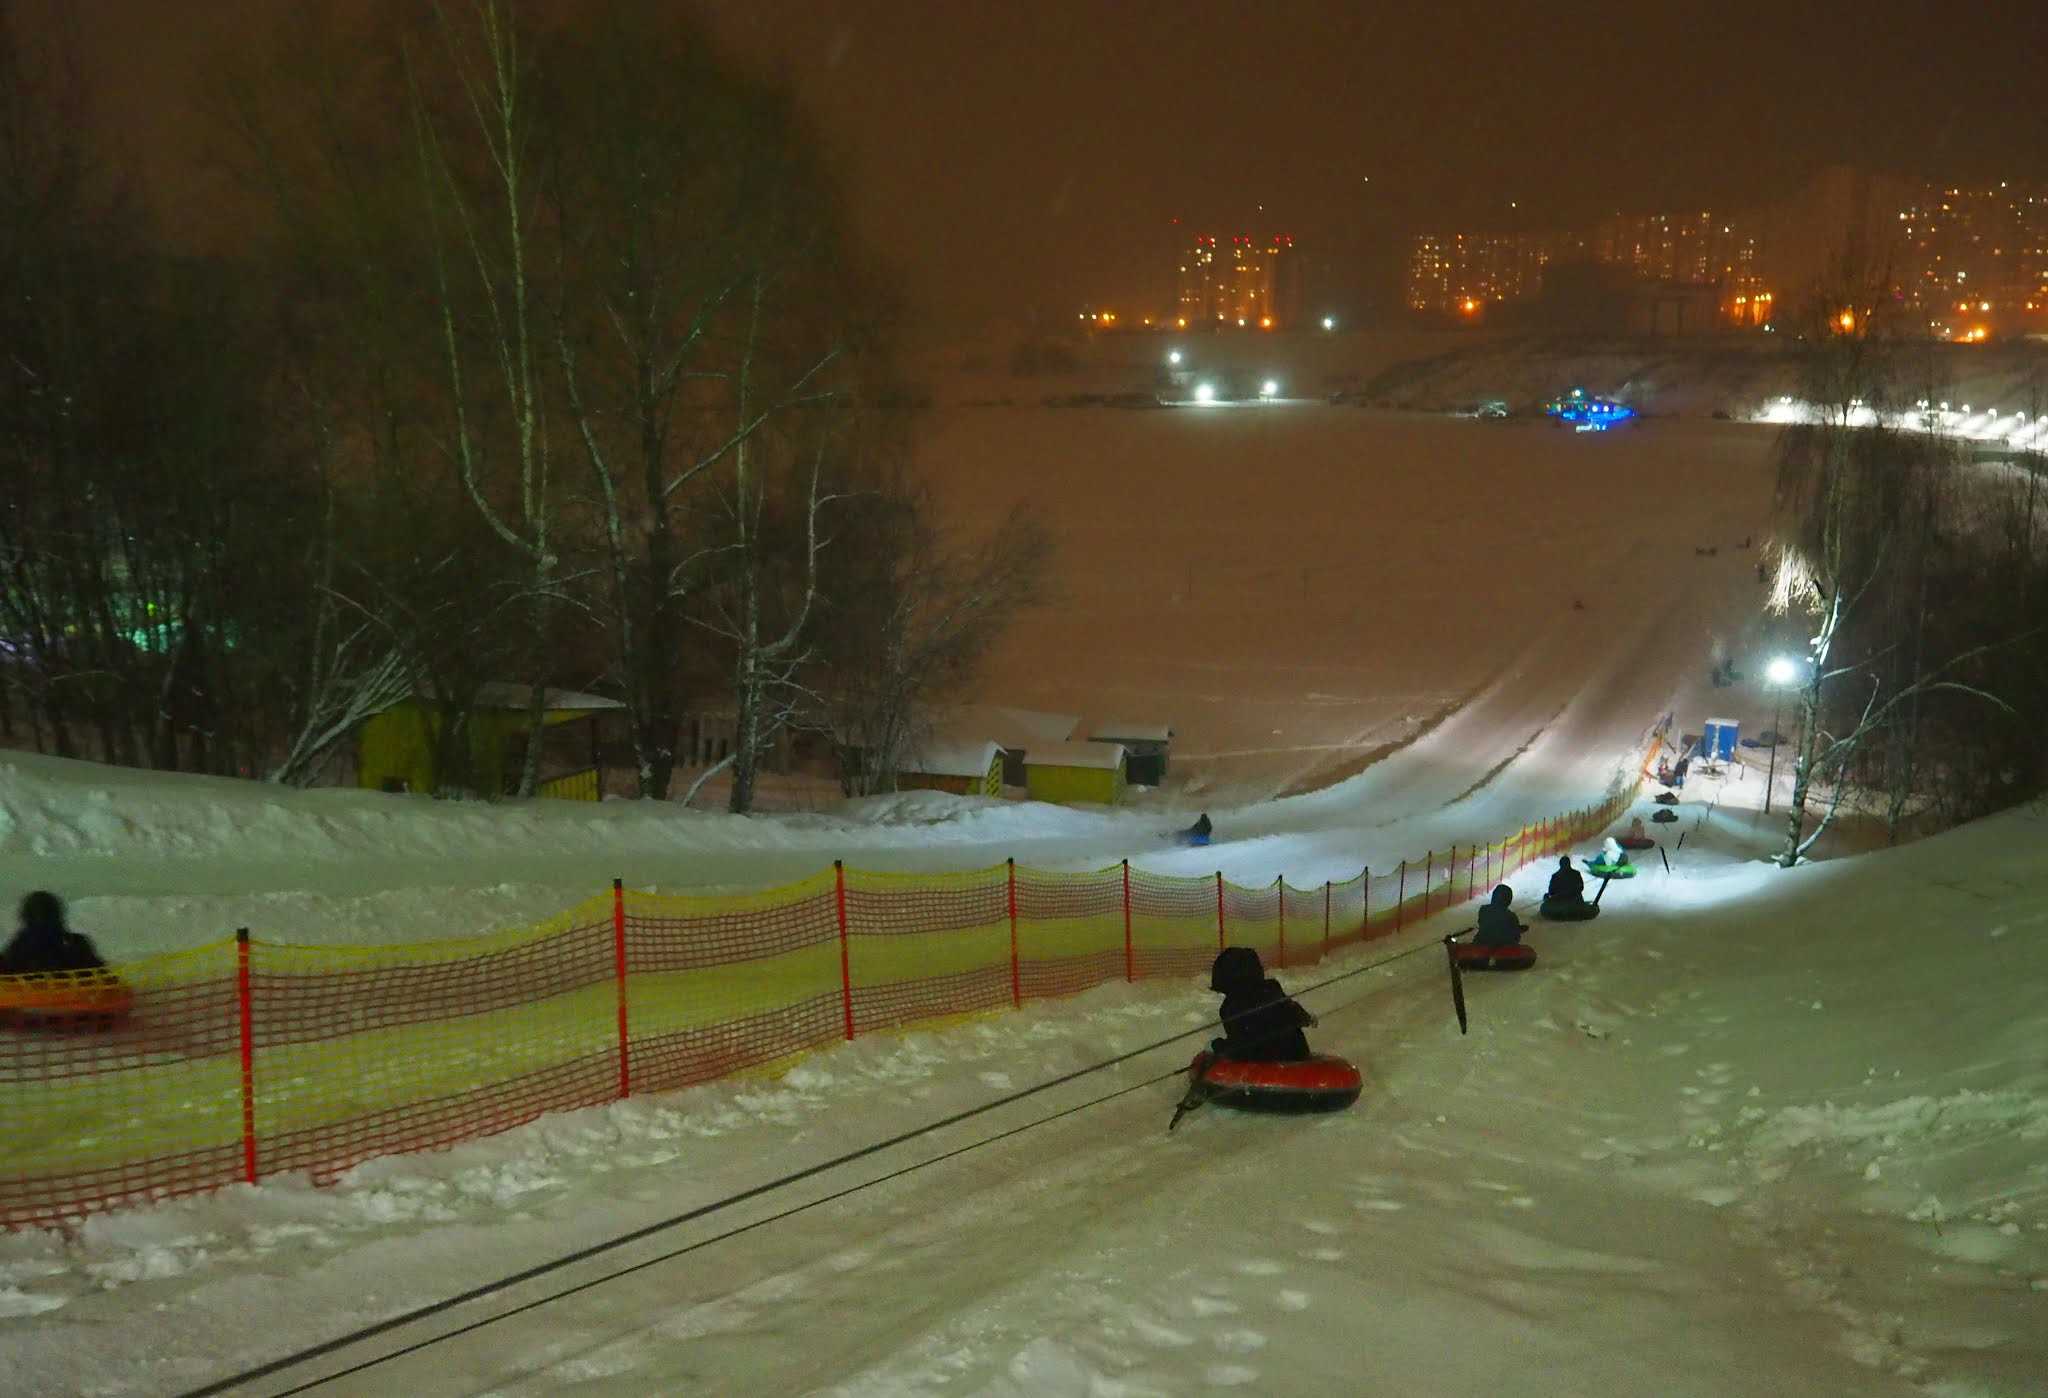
1584, 859, 1637, 880
1539, 898, 1599, 922
1189, 1051, 1362, 1114
1651, 810, 1679, 824
1617, 836, 1656, 850
1654, 792, 1680, 805
1451, 942, 1537, 970
0, 972, 134, 1029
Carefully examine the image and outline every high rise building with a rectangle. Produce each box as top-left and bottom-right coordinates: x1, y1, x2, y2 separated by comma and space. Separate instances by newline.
1175, 233, 1299, 327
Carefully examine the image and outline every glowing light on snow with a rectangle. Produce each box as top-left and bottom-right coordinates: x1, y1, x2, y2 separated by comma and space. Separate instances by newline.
1193, 382, 1215, 403
1259, 379, 1279, 399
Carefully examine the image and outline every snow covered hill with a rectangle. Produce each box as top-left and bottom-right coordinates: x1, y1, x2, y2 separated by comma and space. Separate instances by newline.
2, 783, 2040, 1395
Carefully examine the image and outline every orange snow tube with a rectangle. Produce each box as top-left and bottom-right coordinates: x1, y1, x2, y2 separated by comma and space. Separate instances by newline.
1451, 942, 1537, 971
0, 970, 135, 1029
1188, 1051, 1363, 1114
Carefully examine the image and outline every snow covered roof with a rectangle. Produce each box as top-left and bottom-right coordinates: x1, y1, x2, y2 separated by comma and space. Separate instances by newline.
945, 705, 1079, 750
1023, 740, 1126, 772
902, 736, 1002, 780
1088, 720, 1173, 744
468, 683, 624, 712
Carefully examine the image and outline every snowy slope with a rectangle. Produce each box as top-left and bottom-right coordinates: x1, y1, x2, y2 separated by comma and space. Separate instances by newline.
1, 786, 2041, 1395
3, 412, 1792, 956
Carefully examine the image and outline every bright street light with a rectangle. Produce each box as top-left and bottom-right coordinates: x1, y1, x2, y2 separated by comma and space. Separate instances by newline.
1193, 382, 1215, 403
1321, 315, 1336, 331
1259, 379, 1279, 399
1764, 655, 1800, 811
1167, 350, 1183, 365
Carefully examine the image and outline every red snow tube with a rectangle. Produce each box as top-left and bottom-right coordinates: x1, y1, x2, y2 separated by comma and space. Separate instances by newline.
0, 971, 135, 1030
1188, 1051, 1362, 1114
1617, 836, 1656, 850
1451, 942, 1537, 971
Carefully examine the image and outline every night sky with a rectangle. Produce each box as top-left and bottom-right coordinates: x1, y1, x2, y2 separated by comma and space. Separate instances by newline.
36, 0, 2048, 323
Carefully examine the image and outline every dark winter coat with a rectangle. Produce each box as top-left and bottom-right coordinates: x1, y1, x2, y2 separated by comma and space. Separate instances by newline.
1472, 885, 1526, 948
1, 893, 105, 977
1546, 863, 1585, 904
1186, 813, 1213, 840
1209, 946, 1313, 1062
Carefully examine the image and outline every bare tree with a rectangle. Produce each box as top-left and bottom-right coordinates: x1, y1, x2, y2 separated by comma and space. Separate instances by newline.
820, 492, 1051, 796
406, 0, 561, 797
1768, 274, 2012, 864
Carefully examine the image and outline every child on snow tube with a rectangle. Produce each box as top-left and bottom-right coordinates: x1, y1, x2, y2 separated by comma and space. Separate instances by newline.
0, 891, 129, 1026
1473, 885, 1528, 947
1540, 856, 1598, 920
1209, 946, 1315, 1061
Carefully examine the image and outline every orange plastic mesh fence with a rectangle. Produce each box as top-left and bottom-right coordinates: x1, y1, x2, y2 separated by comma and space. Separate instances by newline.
1, 778, 1648, 1227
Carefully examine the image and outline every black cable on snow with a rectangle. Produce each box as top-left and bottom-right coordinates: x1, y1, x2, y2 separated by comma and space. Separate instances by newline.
177, 934, 1444, 1398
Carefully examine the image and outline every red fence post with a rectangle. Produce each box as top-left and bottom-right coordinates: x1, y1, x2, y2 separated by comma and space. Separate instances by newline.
612, 878, 631, 1099
1120, 859, 1134, 983
1322, 880, 1332, 960
1395, 859, 1406, 932
235, 929, 258, 1186
1275, 875, 1286, 968
1215, 871, 1226, 950
834, 861, 856, 1040
1007, 858, 1023, 1007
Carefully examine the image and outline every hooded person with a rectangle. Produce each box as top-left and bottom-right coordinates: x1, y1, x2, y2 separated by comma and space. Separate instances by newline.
1626, 817, 1648, 842
1473, 884, 1527, 948
2, 892, 106, 977
1208, 946, 1314, 1062
1182, 813, 1214, 846
1546, 856, 1585, 906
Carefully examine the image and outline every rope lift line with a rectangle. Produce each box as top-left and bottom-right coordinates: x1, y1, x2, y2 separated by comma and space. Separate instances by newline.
177, 933, 1448, 1398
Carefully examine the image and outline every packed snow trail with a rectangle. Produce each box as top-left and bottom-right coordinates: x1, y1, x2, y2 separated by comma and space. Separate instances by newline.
4, 783, 2044, 1392
0, 414, 1786, 957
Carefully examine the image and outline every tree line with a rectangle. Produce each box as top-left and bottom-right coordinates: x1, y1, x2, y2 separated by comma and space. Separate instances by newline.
0, 1, 1046, 811
1768, 266, 2047, 864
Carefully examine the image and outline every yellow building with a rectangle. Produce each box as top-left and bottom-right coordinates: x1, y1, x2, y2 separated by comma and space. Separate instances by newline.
896, 736, 1004, 798
1023, 740, 1128, 807
357, 683, 622, 800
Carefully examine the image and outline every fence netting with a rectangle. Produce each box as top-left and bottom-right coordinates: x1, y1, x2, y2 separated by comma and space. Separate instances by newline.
1, 774, 1649, 1228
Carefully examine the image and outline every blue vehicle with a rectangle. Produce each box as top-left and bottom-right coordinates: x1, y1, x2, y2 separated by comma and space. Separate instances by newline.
1543, 387, 1635, 432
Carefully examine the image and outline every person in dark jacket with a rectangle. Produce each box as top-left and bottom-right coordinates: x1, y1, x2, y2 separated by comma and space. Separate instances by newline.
1473, 884, 1527, 948
1208, 946, 1314, 1061
2, 892, 105, 976
1180, 813, 1214, 846
1546, 856, 1585, 905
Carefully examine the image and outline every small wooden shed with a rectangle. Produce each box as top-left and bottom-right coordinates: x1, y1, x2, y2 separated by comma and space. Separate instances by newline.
358, 683, 622, 799
897, 736, 1004, 798
1086, 720, 1174, 786
1023, 740, 1128, 806
946, 704, 1080, 786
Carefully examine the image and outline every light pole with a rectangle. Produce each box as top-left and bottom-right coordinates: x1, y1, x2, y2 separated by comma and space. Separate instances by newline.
1764, 656, 1798, 813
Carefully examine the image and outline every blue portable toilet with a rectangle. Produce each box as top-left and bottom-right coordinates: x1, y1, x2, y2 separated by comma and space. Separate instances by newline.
1702, 717, 1740, 763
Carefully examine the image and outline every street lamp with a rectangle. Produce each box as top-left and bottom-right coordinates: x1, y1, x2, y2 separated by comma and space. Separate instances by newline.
1764, 655, 1799, 812
1167, 349, 1183, 366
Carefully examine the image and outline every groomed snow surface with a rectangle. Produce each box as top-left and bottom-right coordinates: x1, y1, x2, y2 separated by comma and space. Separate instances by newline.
4, 793, 2042, 1396
1, 410, 2041, 1394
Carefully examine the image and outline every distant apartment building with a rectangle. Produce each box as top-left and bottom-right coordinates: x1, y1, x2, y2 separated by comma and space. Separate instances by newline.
1895, 183, 2048, 339
1405, 210, 1765, 325
1176, 233, 1301, 327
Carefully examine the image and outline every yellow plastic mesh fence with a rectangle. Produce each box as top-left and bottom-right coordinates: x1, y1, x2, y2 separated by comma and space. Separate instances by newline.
1, 768, 1650, 1228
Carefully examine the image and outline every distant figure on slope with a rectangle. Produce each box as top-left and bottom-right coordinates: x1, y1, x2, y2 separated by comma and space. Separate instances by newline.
1627, 817, 1649, 842
1209, 946, 1314, 1062
1, 892, 105, 976
1546, 856, 1585, 906
1673, 756, 1692, 788
1180, 812, 1214, 847
1473, 884, 1527, 947
1601, 837, 1633, 869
